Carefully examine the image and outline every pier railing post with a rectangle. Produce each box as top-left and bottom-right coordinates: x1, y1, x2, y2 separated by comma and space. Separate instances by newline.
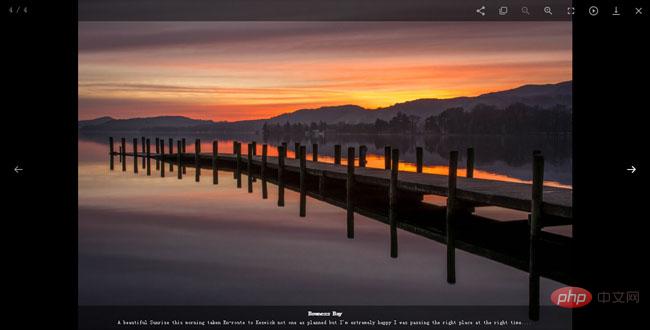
384, 146, 391, 170
529, 153, 544, 321
346, 147, 355, 238
133, 138, 139, 174
359, 145, 367, 167
467, 147, 475, 178
389, 148, 400, 258
416, 147, 423, 173
155, 138, 160, 170
247, 143, 253, 193
233, 141, 238, 179
236, 142, 242, 188
278, 146, 285, 207
121, 138, 126, 172
194, 139, 201, 182
294, 142, 300, 159
169, 138, 174, 172
446, 151, 458, 284
251, 141, 257, 182
334, 145, 341, 165
141, 137, 146, 169
181, 138, 187, 174
109, 137, 115, 170
212, 141, 218, 184
261, 144, 268, 199
159, 140, 165, 177
177, 140, 182, 180
312, 143, 318, 162
299, 145, 307, 217
146, 139, 151, 176
119, 146, 123, 164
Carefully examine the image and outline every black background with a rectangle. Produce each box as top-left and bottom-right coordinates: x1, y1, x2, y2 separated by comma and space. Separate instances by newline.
4, 1, 646, 329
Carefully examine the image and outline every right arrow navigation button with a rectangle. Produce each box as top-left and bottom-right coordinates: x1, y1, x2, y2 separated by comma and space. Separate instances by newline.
627, 165, 637, 174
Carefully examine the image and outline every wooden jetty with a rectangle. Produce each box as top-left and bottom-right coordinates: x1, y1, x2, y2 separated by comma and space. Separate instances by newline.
109, 137, 573, 321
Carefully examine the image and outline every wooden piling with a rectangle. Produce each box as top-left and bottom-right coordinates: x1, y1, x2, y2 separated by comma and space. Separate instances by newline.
182, 138, 187, 174
346, 147, 355, 238
233, 141, 238, 179
169, 138, 174, 172
109, 137, 114, 170
446, 151, 458, 284
294, 142, 300, 159
247, 143, 253, 193
195, 139, 201, 182
251, 141, 257, 156
261, 144, 268, 199
277, 146, 285, 207
384, 146, 391, 170
299, 146, 307, 217
529, 153, 544, 321
334, 145, 341, 165
359, 145, 367, 167
416, 147, 423, 173
133, 138, 139, 173
121, 138, 126, 171
212, 141, 218, 184
155, 137, 160, 170
177, 140, 182, 180
312, 143, 318, 162
236, 142, 242, 188
141, 137, 146, 169
160, 141, 165, 178
467, 147, 475, 178
146, 139, 151, 176
389, 148, 399, 258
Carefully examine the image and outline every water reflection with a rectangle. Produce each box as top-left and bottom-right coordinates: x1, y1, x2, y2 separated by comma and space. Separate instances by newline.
79, 139, 567, 306
81, 132, 572, 187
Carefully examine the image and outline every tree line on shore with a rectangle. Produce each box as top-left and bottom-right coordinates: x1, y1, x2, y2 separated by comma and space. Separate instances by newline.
262, 103, 572, 138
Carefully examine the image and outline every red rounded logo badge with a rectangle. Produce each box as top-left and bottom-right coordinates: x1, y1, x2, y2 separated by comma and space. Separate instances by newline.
551, 287, 592, 308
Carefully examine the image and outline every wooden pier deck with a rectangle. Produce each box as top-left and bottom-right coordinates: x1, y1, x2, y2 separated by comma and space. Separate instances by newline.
111, 137, 573, 321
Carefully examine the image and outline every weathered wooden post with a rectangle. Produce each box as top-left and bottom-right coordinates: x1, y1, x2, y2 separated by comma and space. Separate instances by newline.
194, 139, 201, 182
121, 138, 126, 171
236, 142, 242, 188
247, 143, 254, 193
146, 139, 151, 176
529, 153, 544, 321
160, 140, 165, 178
233, 141, 238, 179
467, 147, 475, 178
299, 146, 307, 217
294, 142, 300, 159
312, 143, 318, 162
446, 151, 458, 284
141, 137, 146, 169
109, 137, 115, 170
334, 144, 341, 165
155, 137, 160, 170
384, 146, 391, 170
119, 146, 123, 164
168, 138, 174, 172
277, 146, 286, 207
212, 141, 218, 184
416, 147, 423, 173
133, 138, 139, 173
251, 141, 257, 182
346, 147, 355, 238
261, 144, 268, 199
359, 145, 367, 167
182, 138, 187, 174
281, 142, 287, 153
389, 148, 399, 258
177, 140, 182, 180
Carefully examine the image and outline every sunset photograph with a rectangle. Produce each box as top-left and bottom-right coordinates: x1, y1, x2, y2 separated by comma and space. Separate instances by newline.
78, 21, 573, 326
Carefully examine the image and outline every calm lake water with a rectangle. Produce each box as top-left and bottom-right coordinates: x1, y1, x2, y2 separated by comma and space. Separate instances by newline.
78, 134, 571, 308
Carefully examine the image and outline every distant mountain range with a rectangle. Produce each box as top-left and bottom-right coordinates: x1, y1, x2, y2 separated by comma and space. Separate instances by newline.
79, 81, 571, 133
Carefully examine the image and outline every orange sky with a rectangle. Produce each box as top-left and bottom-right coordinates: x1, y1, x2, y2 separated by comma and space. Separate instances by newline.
78, 22, 572, 121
